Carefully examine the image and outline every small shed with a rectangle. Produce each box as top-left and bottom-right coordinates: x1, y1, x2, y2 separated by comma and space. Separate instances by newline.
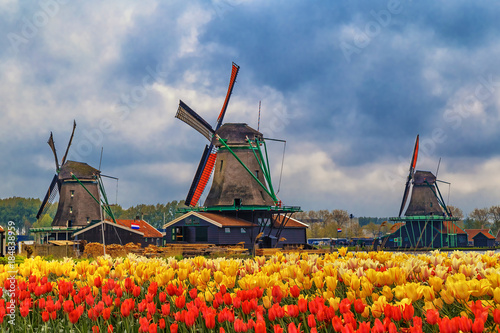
465, 229, 495, 247
113, 219, 164, 247
72, 220, 143, 246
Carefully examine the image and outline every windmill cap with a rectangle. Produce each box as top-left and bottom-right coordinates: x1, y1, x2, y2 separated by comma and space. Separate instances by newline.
59, 160, 100, 180
413, 170, 436, 185
214, 123, 263, 146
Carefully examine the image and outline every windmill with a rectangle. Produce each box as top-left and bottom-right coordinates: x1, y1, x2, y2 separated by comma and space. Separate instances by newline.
175, 62, 240, 207
398, 135, 451, 217
173, 63, 302, 249
387, 134, 466, 249
36, 121, 102, 228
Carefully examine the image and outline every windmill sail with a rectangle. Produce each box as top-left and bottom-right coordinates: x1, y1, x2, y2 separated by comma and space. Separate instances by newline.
398, 135, 419, 217
47, 133, 60, 171
176, 101, 214, 141
177, 62, 240, 207
216, 62, 240, 130
61, 120, 76, 166
36, 174, 59, 219
185, 145, 218, 206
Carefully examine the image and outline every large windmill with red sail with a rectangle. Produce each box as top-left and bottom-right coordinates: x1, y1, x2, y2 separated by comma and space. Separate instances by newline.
167, 63, 305, 250
384, 135, 467, 249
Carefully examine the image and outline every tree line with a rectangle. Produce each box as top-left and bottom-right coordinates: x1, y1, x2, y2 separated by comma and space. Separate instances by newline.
295, 205, 500, 240
0, 197, 187, 233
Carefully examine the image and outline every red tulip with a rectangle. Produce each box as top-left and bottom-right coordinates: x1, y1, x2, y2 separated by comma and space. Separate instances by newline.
161, 303, 170, 316
189, 288, 197, 299
388, 322, 397, 333
290, 285, 300, 298
353, 299, 365, 314
426, 309, 439, 325
92, 325, 99, 333
402, 304, 414, 321
175, 295, 185, 309
255, 320, 266, 333
472, 318, 484, 333
205, 312, 216, 329
133, 286, 141, 297
148, 323, 157, 333
459, 316, 472, 332
68, 309, 81, 324
170, 323, 178, 333
42, 311, 50, 322
94, 276, 102, 288
307, 313, 316, 328
438, 317, 452, 333
63, 300, 74, 313
102, 307, 111, 321
20, 305, 29, 318
494, 309, 500, 324
107, 324, 113, 333
298, 298, 308, 313
357, 322, 370, 333
332, 316, 343, 332
273, 324, 284, 333
288, 322, 302, 333
372, 318, 384, 333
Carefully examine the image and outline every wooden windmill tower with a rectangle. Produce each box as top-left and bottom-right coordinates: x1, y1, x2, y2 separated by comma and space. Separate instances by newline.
385, 135, 467, 249
171, 63, 303, 249
36, 121, 102, 228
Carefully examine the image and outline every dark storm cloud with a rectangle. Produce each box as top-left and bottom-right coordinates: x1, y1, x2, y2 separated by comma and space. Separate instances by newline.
2, 0, 500, 215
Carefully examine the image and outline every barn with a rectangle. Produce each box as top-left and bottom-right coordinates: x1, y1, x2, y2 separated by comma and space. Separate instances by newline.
164, 211, 307, 250
72, 220, 143, 246
465, 229, 495, 247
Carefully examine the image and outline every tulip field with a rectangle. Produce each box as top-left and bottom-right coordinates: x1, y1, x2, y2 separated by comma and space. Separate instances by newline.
3, 248, 500, 332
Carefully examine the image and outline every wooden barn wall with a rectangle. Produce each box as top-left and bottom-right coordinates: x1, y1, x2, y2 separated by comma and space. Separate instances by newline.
277, 228, 307, 245
74, 224, 143, 246
215, 226, 256, 247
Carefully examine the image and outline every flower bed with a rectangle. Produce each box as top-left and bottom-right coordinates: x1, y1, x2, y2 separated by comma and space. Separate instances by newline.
2, 249, 500, 332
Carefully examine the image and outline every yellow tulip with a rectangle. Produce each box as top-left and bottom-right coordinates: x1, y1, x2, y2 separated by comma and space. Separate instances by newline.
440, 288, 455, 305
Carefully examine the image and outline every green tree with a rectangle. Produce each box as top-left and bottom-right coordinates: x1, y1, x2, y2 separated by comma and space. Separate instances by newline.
489, 206, 500, 235
447, 205, 464, 220
32, 214, 52, 228
468, 208, 491, 229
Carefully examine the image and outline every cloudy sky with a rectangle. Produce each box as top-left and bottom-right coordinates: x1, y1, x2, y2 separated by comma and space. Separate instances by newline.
2, 0, 500, 218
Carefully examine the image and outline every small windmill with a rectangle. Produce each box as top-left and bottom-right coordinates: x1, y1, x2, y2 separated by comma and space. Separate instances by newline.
387, 134, 464, 249
398, 135, 451, 217
36, 121, 102, 227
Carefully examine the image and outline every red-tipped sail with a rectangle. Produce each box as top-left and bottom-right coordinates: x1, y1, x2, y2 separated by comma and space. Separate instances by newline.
185, 145, 218, 207
398, 135, 419, 217
215, 62, 240, 130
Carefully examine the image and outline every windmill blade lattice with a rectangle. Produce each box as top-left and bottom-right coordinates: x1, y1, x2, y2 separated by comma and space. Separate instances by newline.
176, 101, 215, 141
36, 174, 59, 219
